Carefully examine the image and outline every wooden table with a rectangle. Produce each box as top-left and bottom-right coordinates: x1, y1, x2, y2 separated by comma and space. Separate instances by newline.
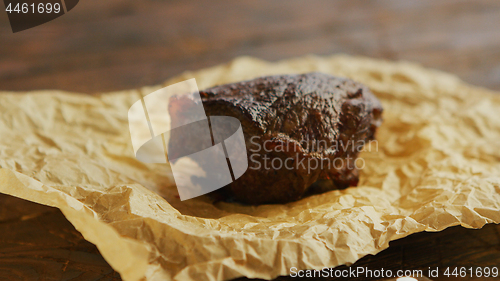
1, 1, 499, 280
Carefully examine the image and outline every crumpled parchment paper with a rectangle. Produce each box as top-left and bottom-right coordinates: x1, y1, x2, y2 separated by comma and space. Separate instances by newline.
1, 55, 500, 281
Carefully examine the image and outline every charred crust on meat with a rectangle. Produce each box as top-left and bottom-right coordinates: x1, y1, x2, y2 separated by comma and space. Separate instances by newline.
171, 72, 383, 204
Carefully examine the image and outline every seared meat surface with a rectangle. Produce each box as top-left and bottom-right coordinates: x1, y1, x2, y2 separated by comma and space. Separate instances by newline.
173, 73, 383, 204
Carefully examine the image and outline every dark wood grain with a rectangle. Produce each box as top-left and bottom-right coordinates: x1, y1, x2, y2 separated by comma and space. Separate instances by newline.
0, 194, 121, 281
0, 0, 500, 93
1, 193, 499, 281
1, 1, 500, 280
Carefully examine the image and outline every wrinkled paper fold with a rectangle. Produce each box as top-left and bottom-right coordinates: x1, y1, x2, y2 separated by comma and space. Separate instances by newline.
1, 55, 499, 281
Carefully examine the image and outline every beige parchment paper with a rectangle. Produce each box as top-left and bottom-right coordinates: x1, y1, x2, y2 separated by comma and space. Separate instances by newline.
1, 55, 500, 281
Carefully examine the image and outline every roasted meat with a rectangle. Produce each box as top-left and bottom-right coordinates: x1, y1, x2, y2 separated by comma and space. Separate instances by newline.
171, 73, 383, 204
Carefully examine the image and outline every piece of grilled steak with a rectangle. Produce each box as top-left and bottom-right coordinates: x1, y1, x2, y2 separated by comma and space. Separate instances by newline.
172, 73, 383, 204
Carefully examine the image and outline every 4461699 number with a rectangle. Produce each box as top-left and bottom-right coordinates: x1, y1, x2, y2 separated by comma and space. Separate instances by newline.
5, 2, 62, 14
443, 267, 498, 278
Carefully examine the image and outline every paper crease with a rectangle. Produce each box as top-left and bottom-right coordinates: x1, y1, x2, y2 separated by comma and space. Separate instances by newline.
0, 55, 499, 281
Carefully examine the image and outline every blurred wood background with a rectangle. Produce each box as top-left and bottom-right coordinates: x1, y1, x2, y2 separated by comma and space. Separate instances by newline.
1, 0, 500, 280
1, 0, 500, 93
